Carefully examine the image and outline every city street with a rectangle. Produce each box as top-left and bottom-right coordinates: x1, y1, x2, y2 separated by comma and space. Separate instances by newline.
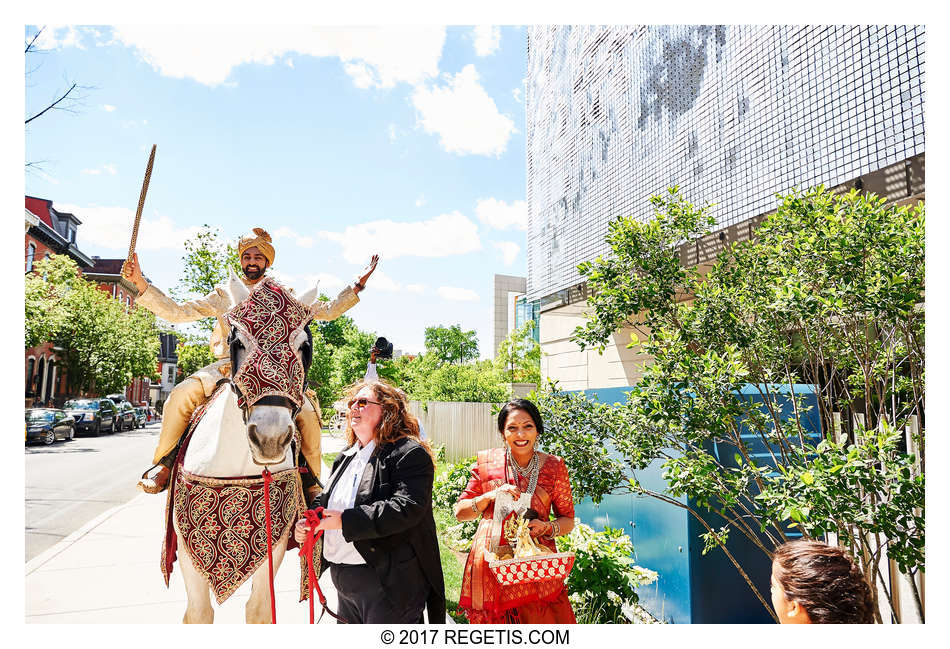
25, 420, 160, 561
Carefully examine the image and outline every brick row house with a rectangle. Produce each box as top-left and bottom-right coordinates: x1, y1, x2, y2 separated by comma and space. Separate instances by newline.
25, 195, 177, 407
25, 196, 95, 406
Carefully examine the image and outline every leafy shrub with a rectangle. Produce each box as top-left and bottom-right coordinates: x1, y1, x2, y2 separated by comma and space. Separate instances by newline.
556, 523, 659, 624
433, 455, 476, 511
432, 455, 480, 551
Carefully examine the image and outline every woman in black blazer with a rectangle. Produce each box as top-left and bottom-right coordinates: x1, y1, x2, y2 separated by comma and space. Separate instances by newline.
295, 379, 446, 624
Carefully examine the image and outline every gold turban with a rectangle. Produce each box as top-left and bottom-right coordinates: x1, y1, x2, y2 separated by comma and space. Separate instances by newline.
237, 228, 275, 266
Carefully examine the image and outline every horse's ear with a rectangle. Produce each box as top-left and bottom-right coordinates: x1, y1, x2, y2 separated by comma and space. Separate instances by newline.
298, 281, 321, 307
227, 268, 250, 306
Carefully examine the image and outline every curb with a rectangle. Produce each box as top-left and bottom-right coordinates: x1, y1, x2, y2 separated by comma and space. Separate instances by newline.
25, 492, 149, 576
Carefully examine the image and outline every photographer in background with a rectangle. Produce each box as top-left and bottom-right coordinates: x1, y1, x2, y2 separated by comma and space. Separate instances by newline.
364, 338, 427, 441
363, 336, 392, 383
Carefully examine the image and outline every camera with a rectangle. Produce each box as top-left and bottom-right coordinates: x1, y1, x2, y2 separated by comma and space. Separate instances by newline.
372, 336, 394, 359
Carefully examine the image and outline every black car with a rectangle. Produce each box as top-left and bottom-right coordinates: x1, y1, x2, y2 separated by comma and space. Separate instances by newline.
63, 398, 118, 436
115, 402, 137, 431
133, 406, 149, 428
26, 408, 75, 445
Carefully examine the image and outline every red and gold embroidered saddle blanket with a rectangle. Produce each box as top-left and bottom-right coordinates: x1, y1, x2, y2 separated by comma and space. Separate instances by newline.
159, 384, 307, 604
171, 468, 302, 604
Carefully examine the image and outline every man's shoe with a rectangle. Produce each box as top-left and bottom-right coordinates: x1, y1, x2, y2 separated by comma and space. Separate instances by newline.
137, 465, 171, 494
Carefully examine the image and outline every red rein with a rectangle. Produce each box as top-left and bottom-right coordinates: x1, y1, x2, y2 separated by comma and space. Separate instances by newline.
300, 507, 346, 624
261, 469, 277, 624
261, 469, 343, 624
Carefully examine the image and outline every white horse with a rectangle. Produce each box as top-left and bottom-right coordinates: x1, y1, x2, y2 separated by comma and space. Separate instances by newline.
170, 272, 321, 624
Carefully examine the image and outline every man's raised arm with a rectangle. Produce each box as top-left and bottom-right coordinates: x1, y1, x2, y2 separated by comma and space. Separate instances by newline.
122, 252, 228, 323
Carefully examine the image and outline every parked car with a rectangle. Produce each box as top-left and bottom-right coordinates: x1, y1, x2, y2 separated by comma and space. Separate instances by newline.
133, 406, 149, 428
115, 402, 137, 431
26, 408, 75, 445
63, 398, 118, 436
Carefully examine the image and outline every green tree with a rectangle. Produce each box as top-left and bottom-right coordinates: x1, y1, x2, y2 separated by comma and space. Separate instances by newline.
25, 254, 76, 348
494, 319, 541, 385
174, 334, 217, 384
398, 355, 510, 403
540, 186, 925, 623
424, 324, 479, 365
307, 325, 337, 411
171, 225, 240, 334
26, 255, 161, 395
305, 302, 378, 412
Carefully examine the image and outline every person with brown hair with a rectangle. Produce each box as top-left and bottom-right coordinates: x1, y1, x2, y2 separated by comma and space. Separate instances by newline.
770, 540, 875, 624
452, 399, 576, 624
294, 379, 445, 623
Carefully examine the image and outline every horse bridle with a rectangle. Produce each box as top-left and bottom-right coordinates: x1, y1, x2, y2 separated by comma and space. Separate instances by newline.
226, 321, 314, 423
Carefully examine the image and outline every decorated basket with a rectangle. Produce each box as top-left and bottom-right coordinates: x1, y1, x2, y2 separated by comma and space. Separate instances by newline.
486, 549, 575, 586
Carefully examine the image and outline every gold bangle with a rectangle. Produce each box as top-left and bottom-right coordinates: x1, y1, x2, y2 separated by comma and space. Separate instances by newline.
549, 520, 560, 537
470, 499, 480, 517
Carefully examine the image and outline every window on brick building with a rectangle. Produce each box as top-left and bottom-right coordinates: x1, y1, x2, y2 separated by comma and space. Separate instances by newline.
26, 357, 35, 393
26, 243, 36, 272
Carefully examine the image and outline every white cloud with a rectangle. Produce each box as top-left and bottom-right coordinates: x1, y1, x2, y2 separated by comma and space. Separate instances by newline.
102, 104, 117, 112
406, 283, 426, 294
512, 87, 522, 103
415, 194, 426, 207
59, 204, 203, 252
318, 211, 482, 264
108, 25, 445, 88
370, 270, 401, 293
472, 26, 501, 57
31, 25, 88, 50
437, 286, 479, 302
81, 164, 118, 176
411, 64, 516, 157
272, 225, 314, 248
493, 241, 521, 266
476, 197, 528, 231
258, 270, 345, 296
303, 273, 345, 293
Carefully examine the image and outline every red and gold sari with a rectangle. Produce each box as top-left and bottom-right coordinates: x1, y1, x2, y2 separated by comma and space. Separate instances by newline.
457, 448, 576, 624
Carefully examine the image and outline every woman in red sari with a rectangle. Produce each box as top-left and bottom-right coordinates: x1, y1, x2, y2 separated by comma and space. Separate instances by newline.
453, 399, 576, 624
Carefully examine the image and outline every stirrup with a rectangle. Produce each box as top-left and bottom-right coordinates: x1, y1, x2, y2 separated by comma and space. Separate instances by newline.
137, 463, 170, 494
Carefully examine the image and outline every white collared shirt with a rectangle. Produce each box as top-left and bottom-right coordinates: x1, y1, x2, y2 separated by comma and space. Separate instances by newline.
323, 439, 376, 565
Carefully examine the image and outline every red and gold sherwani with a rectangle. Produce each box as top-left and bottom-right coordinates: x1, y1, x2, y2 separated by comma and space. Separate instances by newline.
457, 448, 577, 624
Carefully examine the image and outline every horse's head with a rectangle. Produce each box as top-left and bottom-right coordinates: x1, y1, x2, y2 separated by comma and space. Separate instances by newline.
224, 272, 318, 465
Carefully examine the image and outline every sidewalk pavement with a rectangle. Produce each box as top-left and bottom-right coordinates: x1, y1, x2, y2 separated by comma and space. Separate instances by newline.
26, 433, 360, 623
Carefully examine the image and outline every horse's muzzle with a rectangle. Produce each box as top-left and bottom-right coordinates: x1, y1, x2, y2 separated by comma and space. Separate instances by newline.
247, 422, 294, 465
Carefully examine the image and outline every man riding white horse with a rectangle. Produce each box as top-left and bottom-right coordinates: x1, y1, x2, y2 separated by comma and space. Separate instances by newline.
122, 227, 378, 501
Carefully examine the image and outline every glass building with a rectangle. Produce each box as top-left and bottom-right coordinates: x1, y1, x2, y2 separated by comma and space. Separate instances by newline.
526, 25, 925, 306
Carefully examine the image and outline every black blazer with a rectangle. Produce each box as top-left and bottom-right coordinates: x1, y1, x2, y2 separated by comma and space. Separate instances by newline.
314, 436, 446, 623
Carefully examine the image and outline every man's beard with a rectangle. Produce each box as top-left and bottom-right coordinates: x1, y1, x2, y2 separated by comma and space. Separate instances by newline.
242, 264, 265, 280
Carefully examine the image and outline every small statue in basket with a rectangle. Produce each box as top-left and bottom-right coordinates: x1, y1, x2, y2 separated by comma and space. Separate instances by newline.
503, 512, 550, 559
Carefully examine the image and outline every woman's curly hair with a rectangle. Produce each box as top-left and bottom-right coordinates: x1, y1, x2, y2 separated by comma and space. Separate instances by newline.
772, 540, 875, 624
343, 379, 436, 467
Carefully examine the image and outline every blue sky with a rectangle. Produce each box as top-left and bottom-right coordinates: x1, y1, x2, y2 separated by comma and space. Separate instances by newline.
25, 24, 528, 356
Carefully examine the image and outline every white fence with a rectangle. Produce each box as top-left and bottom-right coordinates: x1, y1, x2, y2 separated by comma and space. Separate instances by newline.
409, 401, 501, 462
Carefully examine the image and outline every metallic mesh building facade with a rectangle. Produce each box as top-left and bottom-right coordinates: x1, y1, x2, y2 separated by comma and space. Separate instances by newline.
525, 25, 926, 302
